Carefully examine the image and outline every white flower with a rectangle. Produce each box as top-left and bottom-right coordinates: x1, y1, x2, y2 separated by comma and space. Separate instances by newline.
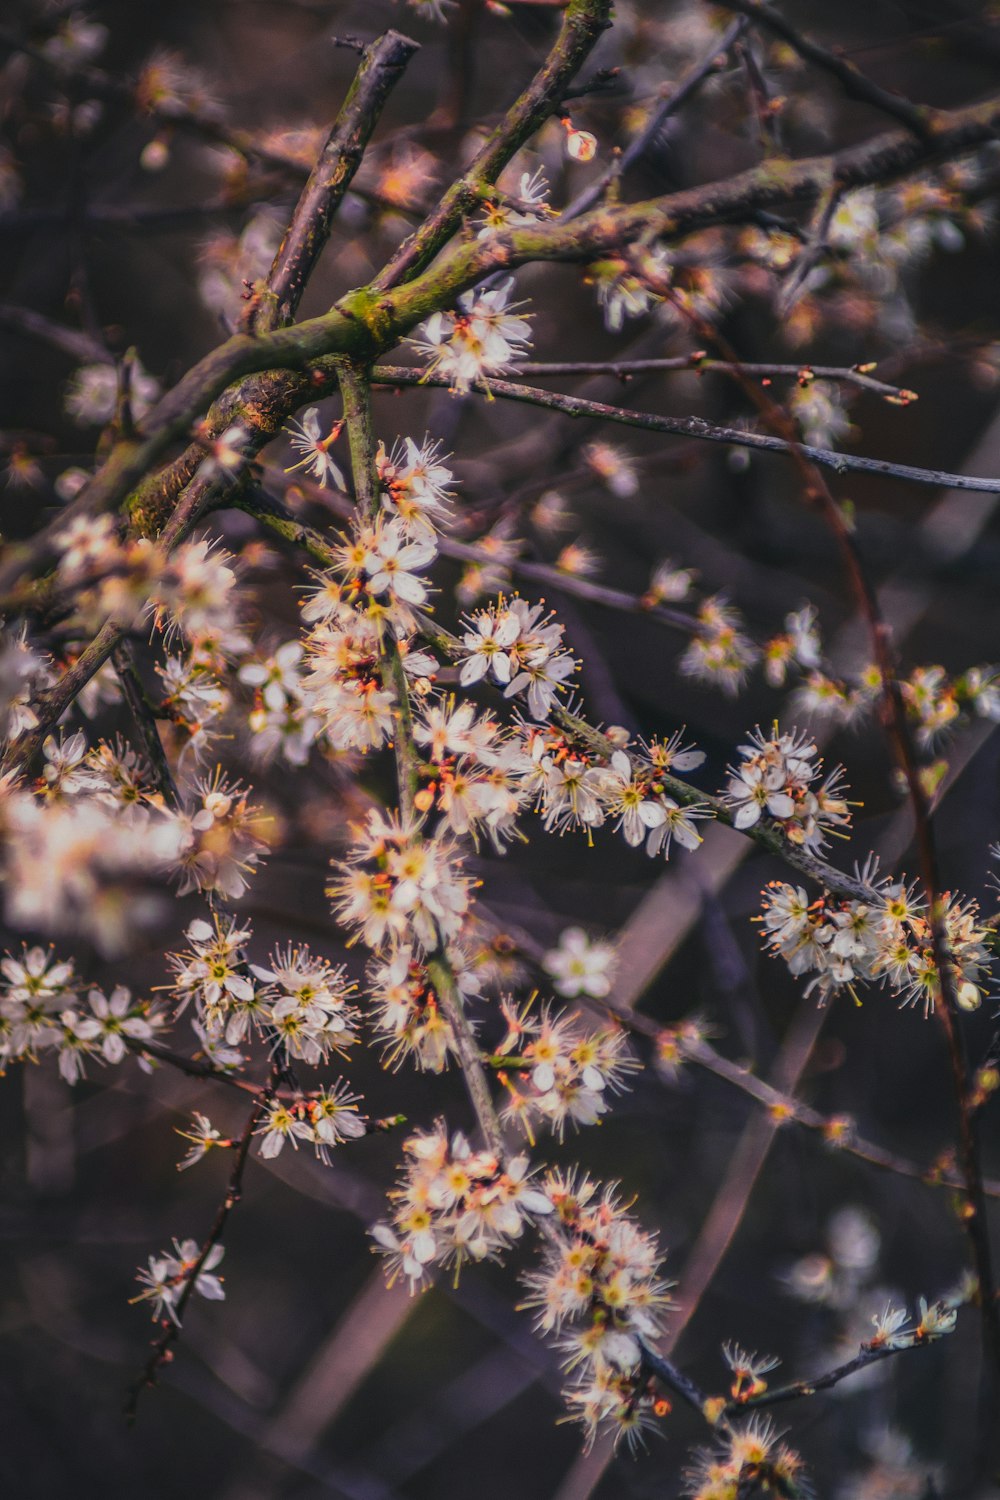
65, 359, 159, 426
363, 518, 437, 606
459, 605, 520, 686
283, 407, 345, 489
543, 928, 617, 1000
600, 751, 667, 847
197, 424, 250, 481
410, 279, 532, 392
87, 985, 154, 1063
255, 1101, 314, 1159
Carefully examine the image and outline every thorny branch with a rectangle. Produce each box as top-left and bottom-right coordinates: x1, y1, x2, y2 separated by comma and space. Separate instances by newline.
3, 0, 999, 1476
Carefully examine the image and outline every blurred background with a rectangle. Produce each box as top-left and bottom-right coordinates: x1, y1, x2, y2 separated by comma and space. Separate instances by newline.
3, 1, 1000, 1496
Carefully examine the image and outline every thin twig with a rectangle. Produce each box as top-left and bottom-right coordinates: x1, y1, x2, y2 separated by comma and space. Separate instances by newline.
250, 30, 419, 333
111, 640, 179, 808
371, 0, 614, 291
8, 81, 999, 597
714, 0, 938, 139
563, 16, 748, 219
124, 1080, 272, 1422
721, 1341, 918, 1417
369, 366, 992, 493
518, 356, 917, 402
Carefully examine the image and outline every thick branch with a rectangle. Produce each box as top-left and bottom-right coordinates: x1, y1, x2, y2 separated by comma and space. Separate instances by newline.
7, 82, 998, 598
371, 0, 614, 291
254, 30, 419, 332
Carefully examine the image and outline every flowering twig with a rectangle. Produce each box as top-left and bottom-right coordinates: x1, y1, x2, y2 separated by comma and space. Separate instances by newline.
7, 80, 1000, 604
723, 1343, 909, 1417
123, 1079, 273, 1422
335, 359, 507, 1160
640, 267, 1000, 1388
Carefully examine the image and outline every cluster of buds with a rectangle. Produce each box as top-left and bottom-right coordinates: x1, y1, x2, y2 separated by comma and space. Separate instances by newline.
371, 1123, 552, 1290
723, 726, 850, 854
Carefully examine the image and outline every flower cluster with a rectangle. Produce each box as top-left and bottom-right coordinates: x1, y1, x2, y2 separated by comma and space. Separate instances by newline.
255, 1081, 366, 1162
523, 1170, 672, 1449
410, 278, 532, 392
521, 723, 711, 856
683, 1418, 808, 1500
168, 914, 359, 1065
172, 770, 266, 900
133, 1239, 225, 1324
372, 1123, 552, 1290
681, 598, 759, 696
239, 640, 321, 766
722, 726, 850, 853
377, 434, 456, 538
365, 944, 464, 1071
495, 998, 639, 1141
585, 249, 671, 333
1, 773, 188, 954
458, 596, 578, 719
760, 868, 994, 1012
327, 809, 473, 954
412, 697, 530, 850
0, 945, 163, 1082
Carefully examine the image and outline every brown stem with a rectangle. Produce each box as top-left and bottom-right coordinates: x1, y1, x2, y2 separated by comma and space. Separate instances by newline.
368, 366, 997, 494
371, 0, 614, 291
111, 640, 179, 808
563, 16, 748, 219
124, 1079, 272, 1422
715, 0, 938, 138
252, 30, 419, 334
638, 263, 1000, 1397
